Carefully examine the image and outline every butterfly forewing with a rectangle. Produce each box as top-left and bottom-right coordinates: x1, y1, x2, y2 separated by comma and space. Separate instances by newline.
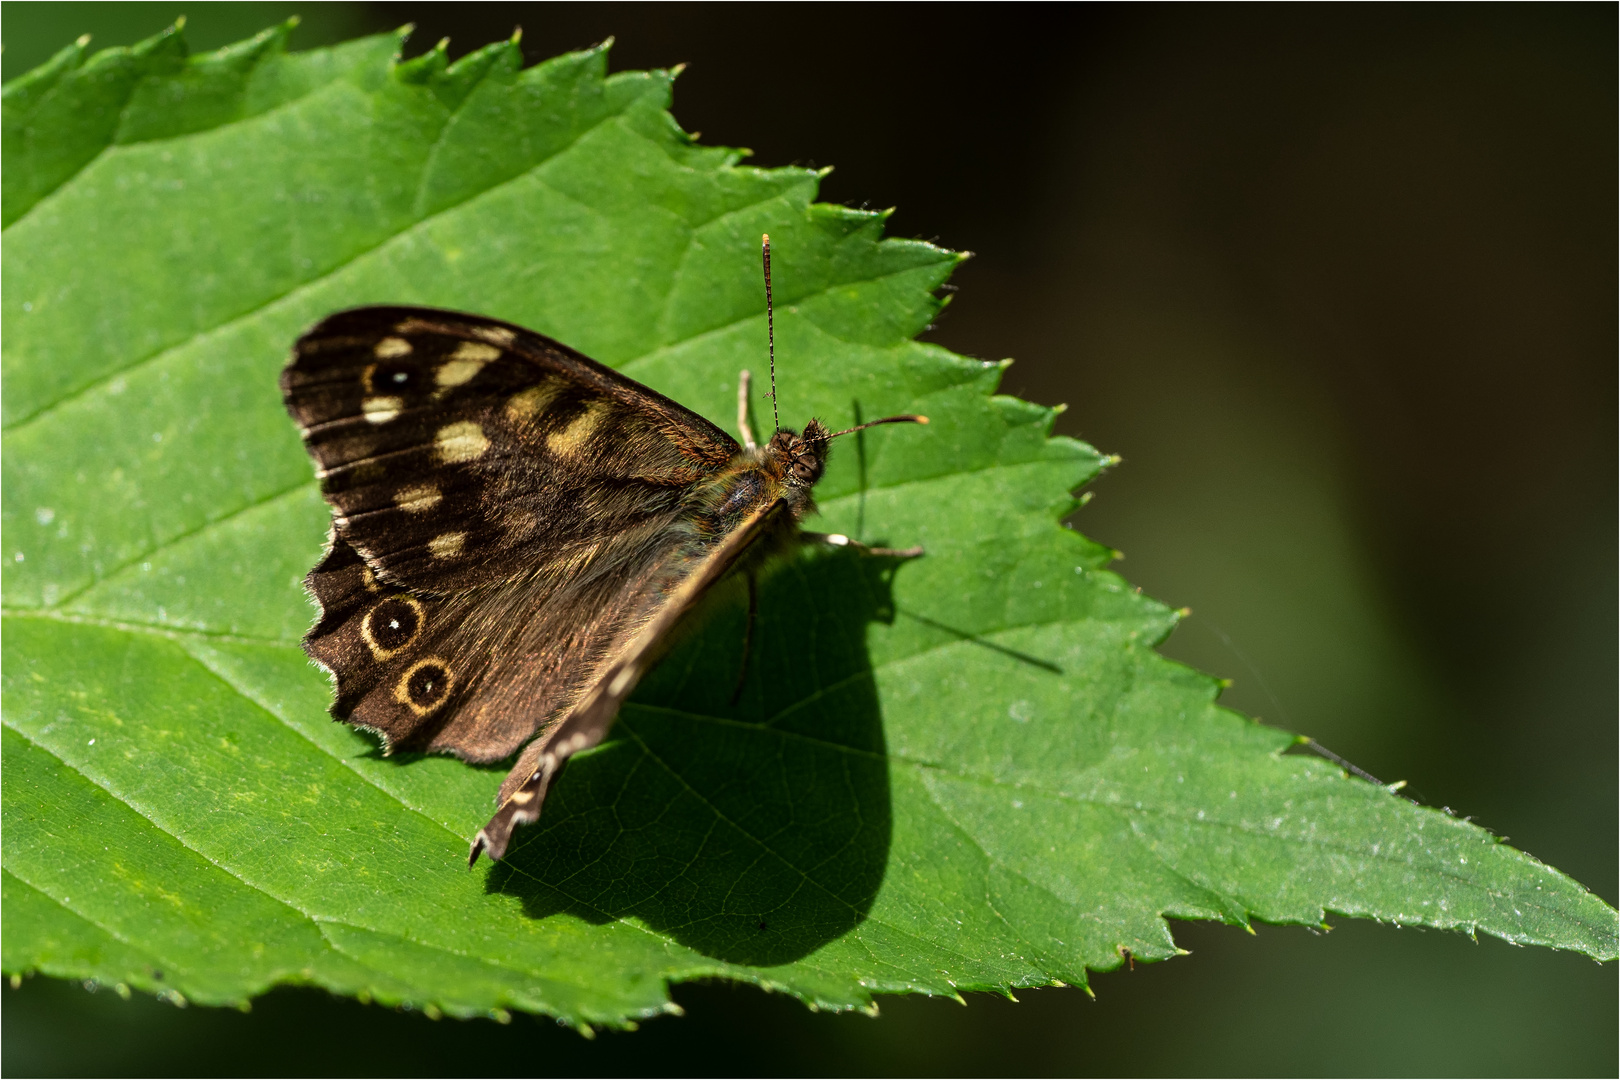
282, 306, 739, 592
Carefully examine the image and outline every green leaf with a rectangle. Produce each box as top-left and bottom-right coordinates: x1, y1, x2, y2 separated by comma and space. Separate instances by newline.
3, 25, 1613, 1026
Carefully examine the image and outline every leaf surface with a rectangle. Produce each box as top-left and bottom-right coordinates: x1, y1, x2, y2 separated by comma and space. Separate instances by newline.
4, 25, 1614, 1025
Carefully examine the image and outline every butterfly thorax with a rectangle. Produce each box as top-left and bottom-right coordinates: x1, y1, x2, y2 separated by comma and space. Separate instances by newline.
695, 418, 830, 530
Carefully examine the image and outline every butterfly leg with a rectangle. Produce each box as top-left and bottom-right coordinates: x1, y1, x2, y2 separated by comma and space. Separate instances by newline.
737, 369, 758, 451
730, 570, 758, 705
801, 531, 924, 559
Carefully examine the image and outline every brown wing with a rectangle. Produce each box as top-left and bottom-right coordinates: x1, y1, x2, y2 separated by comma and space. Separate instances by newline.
281, 305, 739, 592
304, 521, 702, 763
470, 499, 791, 864
282, 305, 743, 760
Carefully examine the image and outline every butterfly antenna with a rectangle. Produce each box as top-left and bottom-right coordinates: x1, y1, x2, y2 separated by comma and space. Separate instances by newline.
762, 233, 779, 433
826, 414, 930, 440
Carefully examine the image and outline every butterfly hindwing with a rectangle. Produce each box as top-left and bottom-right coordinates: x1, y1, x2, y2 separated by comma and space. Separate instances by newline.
471, 499, 792, 862
304, 530, 702, 762
282, 306, 740, 592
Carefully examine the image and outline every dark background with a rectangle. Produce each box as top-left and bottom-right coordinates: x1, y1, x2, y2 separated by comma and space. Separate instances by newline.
3, 3, 1615, 1075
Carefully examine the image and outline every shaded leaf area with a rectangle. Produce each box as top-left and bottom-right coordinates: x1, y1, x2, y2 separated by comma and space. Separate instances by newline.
2, 26, 1613, 1027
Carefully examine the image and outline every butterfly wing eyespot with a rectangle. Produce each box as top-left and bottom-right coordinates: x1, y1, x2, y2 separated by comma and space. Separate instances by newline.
359, 595, 423, 659
395, 658, 455, 716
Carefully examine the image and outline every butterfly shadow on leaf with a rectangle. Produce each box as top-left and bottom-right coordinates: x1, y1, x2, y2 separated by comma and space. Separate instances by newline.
483, 543, 902, 968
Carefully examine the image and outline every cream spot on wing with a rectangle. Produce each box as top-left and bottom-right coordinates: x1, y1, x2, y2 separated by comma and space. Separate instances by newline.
394, 484, 442, 512
508, 789, 535, 805
453, 340, 501, 363
363, 396, 402, 424
473, 325, 516, 346
506, 380, 563, 424
548, 399, 610, 456
429, 531, 466, 558
436, 342, 500, 388
435, 421, 490, 462
374, 337, 412, 359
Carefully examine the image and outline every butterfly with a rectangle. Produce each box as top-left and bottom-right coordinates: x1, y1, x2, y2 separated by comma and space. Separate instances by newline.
280, 236, 927, 865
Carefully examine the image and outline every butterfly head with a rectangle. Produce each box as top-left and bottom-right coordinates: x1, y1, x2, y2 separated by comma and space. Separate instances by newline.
767, 419, 831, 489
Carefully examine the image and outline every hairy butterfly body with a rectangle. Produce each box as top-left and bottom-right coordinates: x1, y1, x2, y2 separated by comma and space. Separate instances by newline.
281, 237, 925, 864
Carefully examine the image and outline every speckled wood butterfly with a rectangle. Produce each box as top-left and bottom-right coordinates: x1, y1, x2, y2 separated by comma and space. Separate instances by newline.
281, 237, 926, 864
